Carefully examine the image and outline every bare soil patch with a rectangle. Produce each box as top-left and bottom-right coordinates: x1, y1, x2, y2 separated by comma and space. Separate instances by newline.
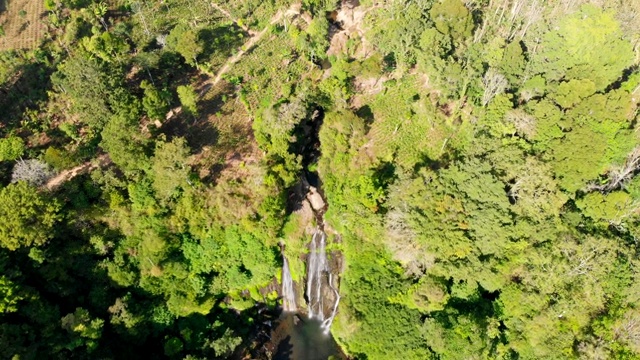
0, 0, 46, 50
327, 2, 374, 59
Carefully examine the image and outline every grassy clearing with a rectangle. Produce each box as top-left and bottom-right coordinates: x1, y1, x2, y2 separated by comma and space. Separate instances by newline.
217, 0, 296, 30
229, 29, 316, 112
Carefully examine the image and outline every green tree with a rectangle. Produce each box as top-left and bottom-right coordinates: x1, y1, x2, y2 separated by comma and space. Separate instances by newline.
177, 85, 198, 118
0, 136, 25, 161
430, 0, 474, 42
141, 80, 170, 121
61, 307, 104, 352
151, 137, 190, 200
549, 79, 596, 109
0, 276, 24, 314
83, 30, 130, 63
531, 5, 634, 91
166, 24, 202, 66
101, 110, 151, 174
0, 182, 61, 251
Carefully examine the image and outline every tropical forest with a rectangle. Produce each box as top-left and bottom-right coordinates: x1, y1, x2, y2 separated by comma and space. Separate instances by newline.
1, 0, 640, 359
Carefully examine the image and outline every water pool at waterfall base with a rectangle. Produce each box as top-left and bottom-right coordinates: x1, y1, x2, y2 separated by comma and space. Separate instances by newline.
267, 313, 346, 360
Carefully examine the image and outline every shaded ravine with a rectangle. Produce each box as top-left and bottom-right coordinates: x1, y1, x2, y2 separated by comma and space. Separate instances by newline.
273, 102, 345, 358
276, 225, 345, 359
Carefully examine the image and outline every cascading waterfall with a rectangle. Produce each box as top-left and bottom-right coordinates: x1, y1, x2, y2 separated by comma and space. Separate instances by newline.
305, 228, 340, 333
281, 256, 297, 312
321, 273, 340, 332
306, 230, 328, 319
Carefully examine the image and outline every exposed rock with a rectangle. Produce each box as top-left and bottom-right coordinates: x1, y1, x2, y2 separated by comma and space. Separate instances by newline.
306, 186, 325, 212
295, 199, 315, 233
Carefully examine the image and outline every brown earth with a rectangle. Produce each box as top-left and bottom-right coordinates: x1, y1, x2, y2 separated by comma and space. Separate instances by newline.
44, 154, 111, 191
0, 0, 46, 50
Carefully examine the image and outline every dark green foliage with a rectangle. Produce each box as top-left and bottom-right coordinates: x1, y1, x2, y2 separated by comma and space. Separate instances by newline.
140, 80, 171, 121
166, 24, 203, 66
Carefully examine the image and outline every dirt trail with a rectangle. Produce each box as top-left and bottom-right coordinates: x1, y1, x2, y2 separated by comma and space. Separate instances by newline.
206, 3, 301, 88
44, 154, 111, 191
165, 3, 301, 122
211, 3, 257, 35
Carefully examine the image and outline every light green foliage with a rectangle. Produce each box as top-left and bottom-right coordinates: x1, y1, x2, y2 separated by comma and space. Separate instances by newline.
0, 182, 61, 251
550, 126, 609, 193
520, 75, 546, 101
366, 77, 451, 168
550, 79, 596, 109
0, 276, 24, 314
101, 109, 151, 173
510, 158, 568, 221
44, 147, 76, 170
546, 87, 635, 194
333, 236, 432, 359
577, 191, 634, 223
367, 1, 431, 68
499, 41, 525, 84
527, 99, 563, 151
59, 122, 80, 141
61, 307, 104, 352
52, 55, 122, 130
0, 136, 25, 161
3, 0, 640, 359
177, 85, 198, 118
82, 30, 130, 63
211, 328, 242, 358
532, 5, 634, 91
301, 15, 330, 60
568, 89, 633, 124
151, 137, 190, 200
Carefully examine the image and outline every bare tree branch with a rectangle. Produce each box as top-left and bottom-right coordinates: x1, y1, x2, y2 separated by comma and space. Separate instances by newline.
11, 159, 55, 186
482, 69, 508, 106
585, 146, 640, 193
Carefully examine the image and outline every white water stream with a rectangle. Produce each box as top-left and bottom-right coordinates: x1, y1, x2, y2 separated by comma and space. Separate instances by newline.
279, 228, 340, 333
282, 256, 297, 312
306, 229, 340, 333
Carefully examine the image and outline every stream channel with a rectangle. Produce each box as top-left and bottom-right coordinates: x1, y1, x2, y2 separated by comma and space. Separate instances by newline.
270, 106, 346, 360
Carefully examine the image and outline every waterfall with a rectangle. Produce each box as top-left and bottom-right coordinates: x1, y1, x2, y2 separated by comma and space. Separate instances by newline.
321, 273, 340, 333
306, 230, 328, 319
305, 229, 340, 333
281, 256, 297, 312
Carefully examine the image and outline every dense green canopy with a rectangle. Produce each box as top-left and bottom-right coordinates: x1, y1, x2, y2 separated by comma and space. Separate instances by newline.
1, 0, 640, 359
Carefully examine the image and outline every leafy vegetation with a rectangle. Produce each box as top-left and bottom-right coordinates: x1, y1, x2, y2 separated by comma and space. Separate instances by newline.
1, 0, 640, 359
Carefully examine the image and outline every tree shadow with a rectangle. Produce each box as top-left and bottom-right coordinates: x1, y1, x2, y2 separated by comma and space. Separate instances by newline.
0, 61, 52, 130
160, 113, 219, 155
198, 24, 246, 67
355, 105, 374, 132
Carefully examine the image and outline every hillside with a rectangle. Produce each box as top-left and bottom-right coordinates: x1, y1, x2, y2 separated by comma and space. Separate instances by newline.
1, 0, 640, 359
